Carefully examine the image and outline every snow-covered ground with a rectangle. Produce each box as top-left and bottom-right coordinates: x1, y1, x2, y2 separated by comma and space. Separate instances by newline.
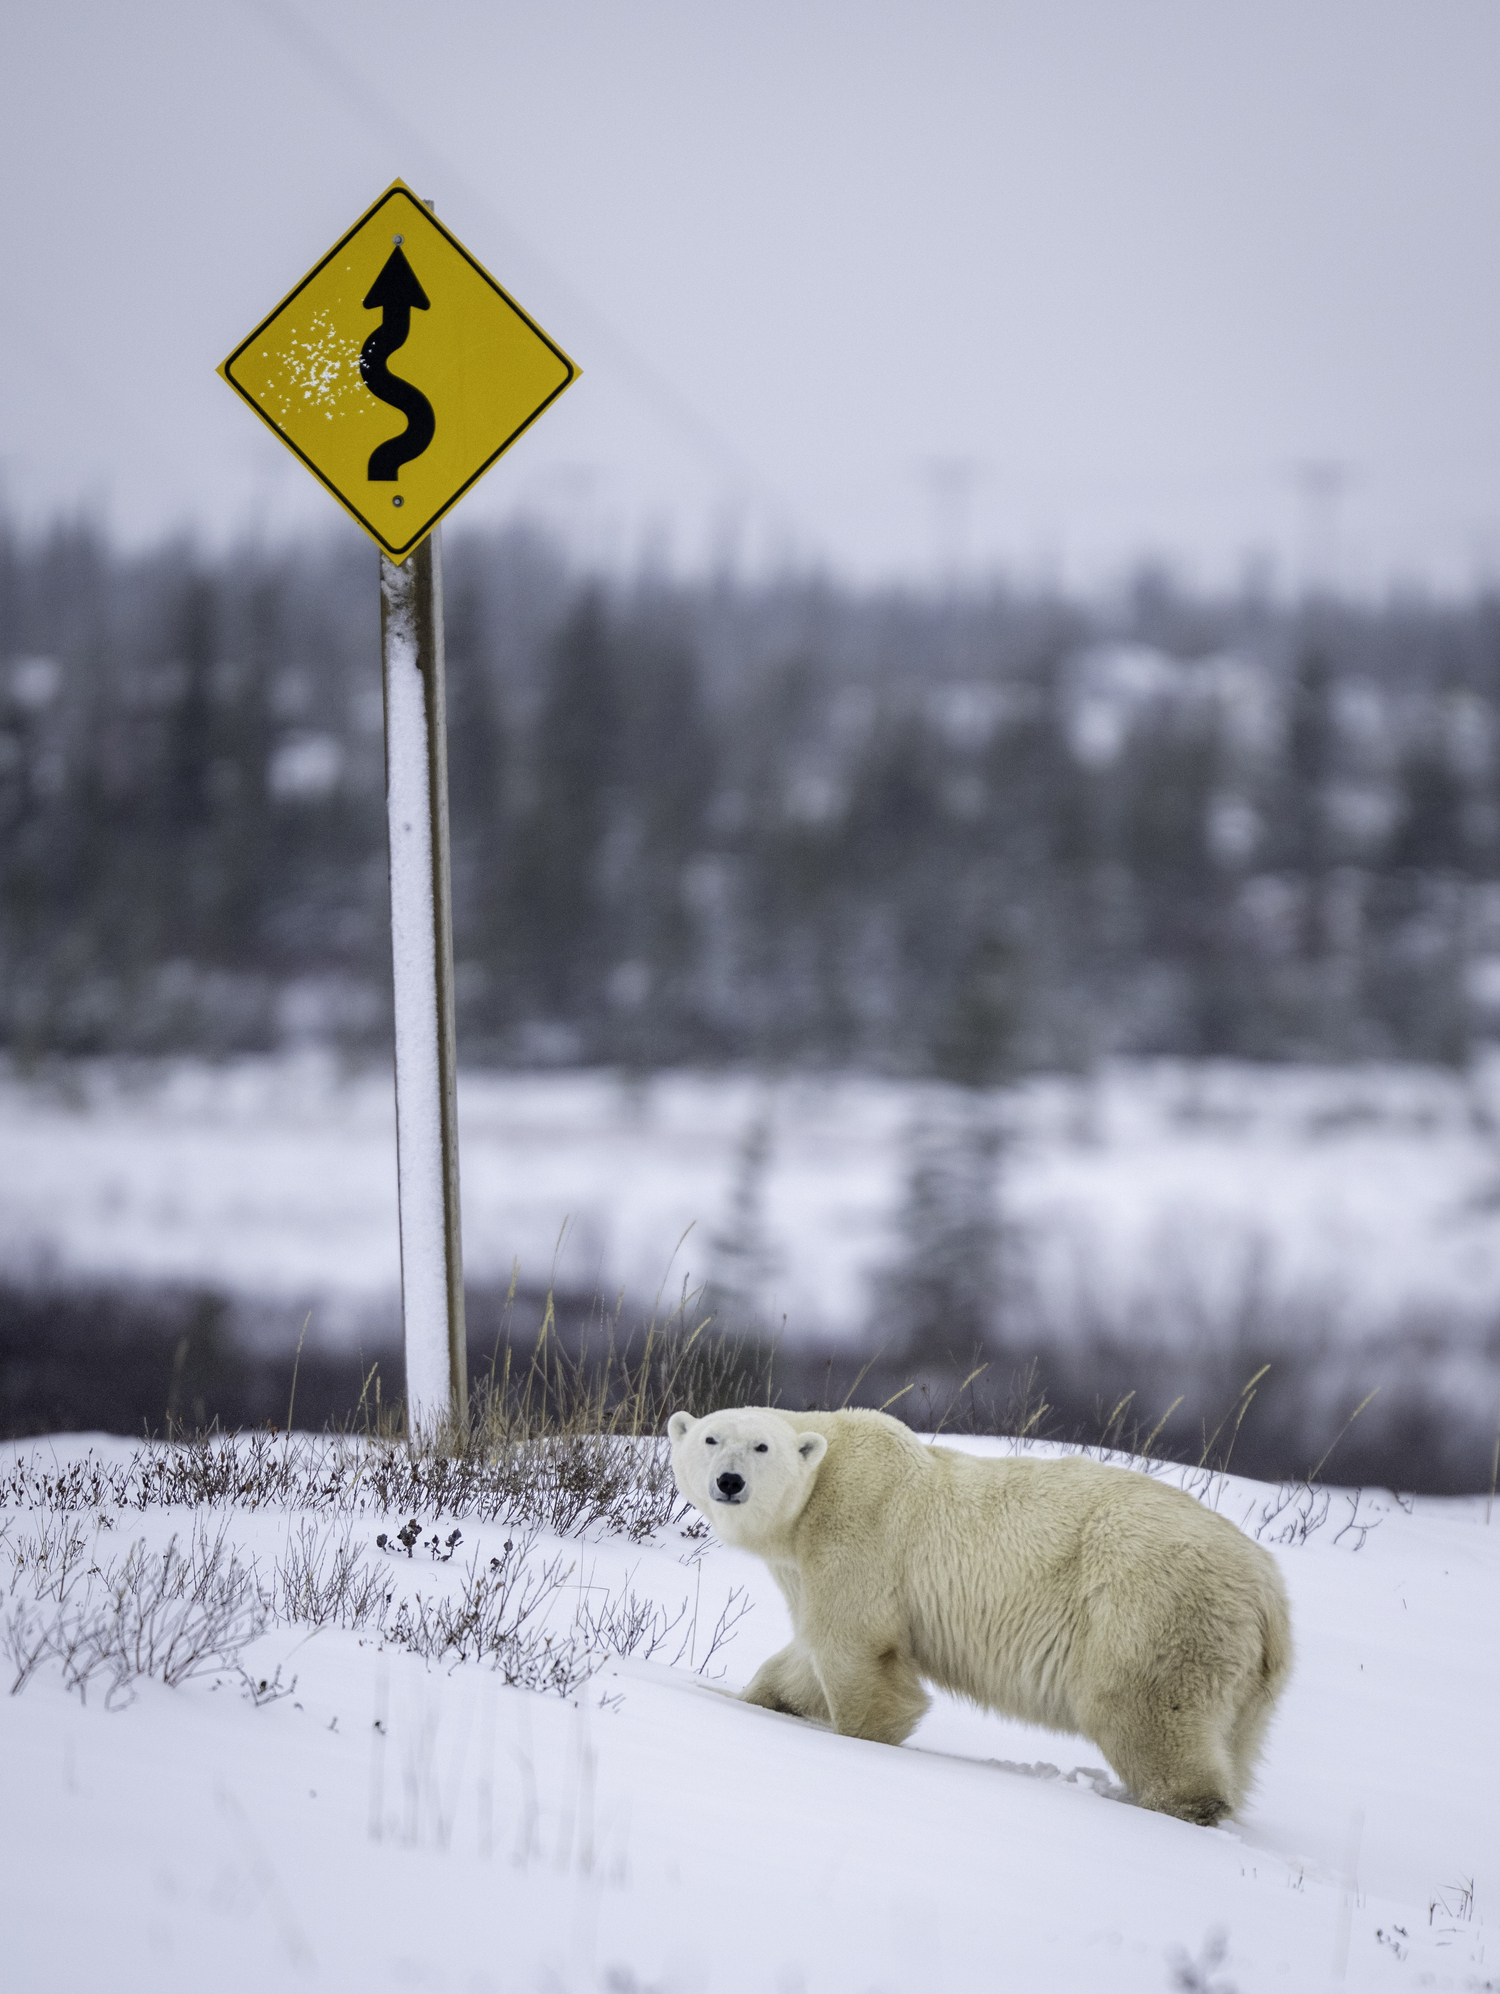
3, 1430, 1495, 1992
5, 1055, 1500, 1348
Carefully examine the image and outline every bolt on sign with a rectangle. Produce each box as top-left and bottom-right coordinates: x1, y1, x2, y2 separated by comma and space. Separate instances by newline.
218, 179, 579, 559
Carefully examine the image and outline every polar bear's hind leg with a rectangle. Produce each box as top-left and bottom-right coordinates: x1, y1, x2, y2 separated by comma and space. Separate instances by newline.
1086, 1691, 1237, 1826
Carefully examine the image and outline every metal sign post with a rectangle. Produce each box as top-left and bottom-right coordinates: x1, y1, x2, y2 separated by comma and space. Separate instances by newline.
218, 180, 579, 1438
381, 531, 466, 1436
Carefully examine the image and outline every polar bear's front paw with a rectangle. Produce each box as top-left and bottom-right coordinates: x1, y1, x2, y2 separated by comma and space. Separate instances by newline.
742, 1644, 832, 1724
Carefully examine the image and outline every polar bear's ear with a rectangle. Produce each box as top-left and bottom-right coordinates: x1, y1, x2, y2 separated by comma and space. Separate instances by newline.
796, 1432, 828, 1469
667, 1411, 695, 1444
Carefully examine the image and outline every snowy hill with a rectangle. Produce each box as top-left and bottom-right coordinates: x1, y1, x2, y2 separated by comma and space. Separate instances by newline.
3, 1430, 1495, 1991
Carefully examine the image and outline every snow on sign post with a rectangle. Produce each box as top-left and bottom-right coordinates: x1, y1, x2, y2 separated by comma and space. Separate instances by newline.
218, 181, 579, 1437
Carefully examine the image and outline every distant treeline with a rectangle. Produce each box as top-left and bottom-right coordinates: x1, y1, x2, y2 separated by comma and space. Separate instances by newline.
4, 515, 1500, 1071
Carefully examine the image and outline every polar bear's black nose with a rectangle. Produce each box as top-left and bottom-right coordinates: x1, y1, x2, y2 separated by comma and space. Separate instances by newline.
715, 1471, 745, 1500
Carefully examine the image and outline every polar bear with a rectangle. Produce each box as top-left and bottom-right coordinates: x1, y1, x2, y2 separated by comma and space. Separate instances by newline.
667, 1404, 1291, 1825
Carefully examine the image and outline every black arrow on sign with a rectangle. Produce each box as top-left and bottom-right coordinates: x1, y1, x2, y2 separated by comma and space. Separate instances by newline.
360, 248, 436, 481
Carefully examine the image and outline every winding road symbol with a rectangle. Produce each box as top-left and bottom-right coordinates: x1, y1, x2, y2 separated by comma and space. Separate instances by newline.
360, 247, 436, 481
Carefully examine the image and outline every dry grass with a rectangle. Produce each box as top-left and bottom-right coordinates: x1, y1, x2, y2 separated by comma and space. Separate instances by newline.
1, 1513, 265, 1705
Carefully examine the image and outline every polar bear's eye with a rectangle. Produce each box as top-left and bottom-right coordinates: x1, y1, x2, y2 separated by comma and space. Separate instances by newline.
705, 1436, 717, 1446
754, 1443, 769, 1453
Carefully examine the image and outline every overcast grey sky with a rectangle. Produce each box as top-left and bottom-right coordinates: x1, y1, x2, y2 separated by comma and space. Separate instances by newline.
5, 0, 1500, 591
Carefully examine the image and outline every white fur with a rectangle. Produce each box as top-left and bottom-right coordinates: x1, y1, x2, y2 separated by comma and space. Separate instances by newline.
668, 1404, 1292, 1825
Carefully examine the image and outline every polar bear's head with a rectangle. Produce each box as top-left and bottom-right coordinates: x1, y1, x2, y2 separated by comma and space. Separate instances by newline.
666, 1406, 828, 1549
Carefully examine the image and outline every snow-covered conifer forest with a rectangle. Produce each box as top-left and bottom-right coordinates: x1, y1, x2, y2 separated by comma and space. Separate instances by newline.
6, 521, 1500, 1074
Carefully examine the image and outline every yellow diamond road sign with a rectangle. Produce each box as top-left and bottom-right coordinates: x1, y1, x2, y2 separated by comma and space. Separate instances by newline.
219, 181, 579, 561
